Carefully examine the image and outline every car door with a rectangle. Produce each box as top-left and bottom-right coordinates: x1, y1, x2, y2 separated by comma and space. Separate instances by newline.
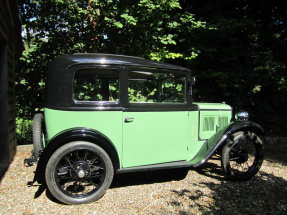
122, 67, 189, 168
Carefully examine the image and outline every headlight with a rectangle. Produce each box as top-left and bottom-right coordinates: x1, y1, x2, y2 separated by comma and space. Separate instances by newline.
235, 111, 249, 121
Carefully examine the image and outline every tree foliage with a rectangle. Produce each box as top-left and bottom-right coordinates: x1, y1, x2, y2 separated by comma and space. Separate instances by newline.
186, 0, 287, 134
17, 0, 206, 117
17, 0, 287, 135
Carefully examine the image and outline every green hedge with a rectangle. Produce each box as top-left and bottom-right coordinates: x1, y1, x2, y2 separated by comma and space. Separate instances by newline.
16, 118, 33, 145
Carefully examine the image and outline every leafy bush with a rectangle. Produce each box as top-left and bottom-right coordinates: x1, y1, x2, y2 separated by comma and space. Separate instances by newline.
16, 118, 33, 145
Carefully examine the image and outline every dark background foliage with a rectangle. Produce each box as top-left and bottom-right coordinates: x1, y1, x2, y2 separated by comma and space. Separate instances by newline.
16, 0, 287, 143
187, 0, 287, 135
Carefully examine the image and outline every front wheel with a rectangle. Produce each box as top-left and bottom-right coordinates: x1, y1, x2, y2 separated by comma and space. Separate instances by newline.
221, 131, 264, 181
45, 141, 114, 205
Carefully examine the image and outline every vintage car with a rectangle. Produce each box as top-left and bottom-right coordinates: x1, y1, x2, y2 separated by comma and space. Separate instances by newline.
26, 53, 264, 205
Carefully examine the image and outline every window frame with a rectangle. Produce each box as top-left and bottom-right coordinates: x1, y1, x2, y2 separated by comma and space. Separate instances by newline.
127, 70, 187, 105
123, 66, 191, 111
71, 65, 123, 108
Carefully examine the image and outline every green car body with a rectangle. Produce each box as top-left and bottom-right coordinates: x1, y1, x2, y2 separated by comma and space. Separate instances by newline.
44, 103, 232, 168
28, 54, 264, 205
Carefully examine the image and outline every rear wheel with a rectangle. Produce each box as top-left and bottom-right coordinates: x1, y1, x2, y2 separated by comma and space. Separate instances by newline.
45, 141, 114, 205
221, 131, 264, 181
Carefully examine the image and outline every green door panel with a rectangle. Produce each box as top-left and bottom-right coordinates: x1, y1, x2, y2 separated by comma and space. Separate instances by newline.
44, 108, 123, 166
122, 112, 188, 167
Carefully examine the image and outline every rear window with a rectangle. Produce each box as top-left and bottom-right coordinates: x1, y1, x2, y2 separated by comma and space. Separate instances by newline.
73, 68, 119, 102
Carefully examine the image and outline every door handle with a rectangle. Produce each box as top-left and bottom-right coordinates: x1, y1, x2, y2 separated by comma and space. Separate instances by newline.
124, 116, 135, 123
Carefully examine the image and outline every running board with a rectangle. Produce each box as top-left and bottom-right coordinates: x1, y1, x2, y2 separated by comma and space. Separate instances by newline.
117, 161, 194, 173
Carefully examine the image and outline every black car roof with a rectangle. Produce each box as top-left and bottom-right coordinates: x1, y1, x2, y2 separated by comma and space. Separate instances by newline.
45, 53, 191, 110
55, 53, 191, 72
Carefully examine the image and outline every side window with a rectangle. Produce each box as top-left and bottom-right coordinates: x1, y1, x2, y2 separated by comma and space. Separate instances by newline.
73, 68, 119, 102
128, 70, 186, 103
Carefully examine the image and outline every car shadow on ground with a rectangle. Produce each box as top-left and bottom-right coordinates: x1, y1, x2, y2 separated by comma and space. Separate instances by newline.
28, 168, 190, 204
169, 162, 287, 215
111, 168, 189, 188
27, 181, 63, 204
194, 156, 226, 181
28, 139, 287, 208
28, 160, 287, 214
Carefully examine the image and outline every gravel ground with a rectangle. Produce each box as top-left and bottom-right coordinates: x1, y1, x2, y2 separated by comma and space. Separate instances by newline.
0, 138, 286, 215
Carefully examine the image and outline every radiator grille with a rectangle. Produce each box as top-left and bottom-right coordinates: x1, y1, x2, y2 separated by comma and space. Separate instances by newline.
218, 116, 229, 128
203, 117, 215, 131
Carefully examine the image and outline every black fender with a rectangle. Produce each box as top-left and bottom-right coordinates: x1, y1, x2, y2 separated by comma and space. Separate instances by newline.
34, 128, 120, 184
190, 121, 264, 167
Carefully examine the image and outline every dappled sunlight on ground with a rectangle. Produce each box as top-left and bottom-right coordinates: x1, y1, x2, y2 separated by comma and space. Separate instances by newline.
0, 140, 286, 215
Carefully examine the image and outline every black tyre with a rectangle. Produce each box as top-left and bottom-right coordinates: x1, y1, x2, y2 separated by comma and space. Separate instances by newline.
221, 131, 264, 181
32, 113, 45, 159
45, 141, 114, 205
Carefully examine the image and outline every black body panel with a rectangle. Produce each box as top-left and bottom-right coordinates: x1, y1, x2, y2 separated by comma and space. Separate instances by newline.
45, 54, 191, 111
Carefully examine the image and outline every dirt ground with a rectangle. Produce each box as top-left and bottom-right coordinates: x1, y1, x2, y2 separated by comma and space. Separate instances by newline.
0, 138, 286, 215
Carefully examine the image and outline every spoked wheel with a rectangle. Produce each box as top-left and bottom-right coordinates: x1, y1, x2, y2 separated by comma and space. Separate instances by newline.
221, 131, 264, 181
45, 141, 114, 205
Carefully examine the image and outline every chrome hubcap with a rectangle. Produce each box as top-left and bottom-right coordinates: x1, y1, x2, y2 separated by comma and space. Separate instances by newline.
77, 170, 85, 178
